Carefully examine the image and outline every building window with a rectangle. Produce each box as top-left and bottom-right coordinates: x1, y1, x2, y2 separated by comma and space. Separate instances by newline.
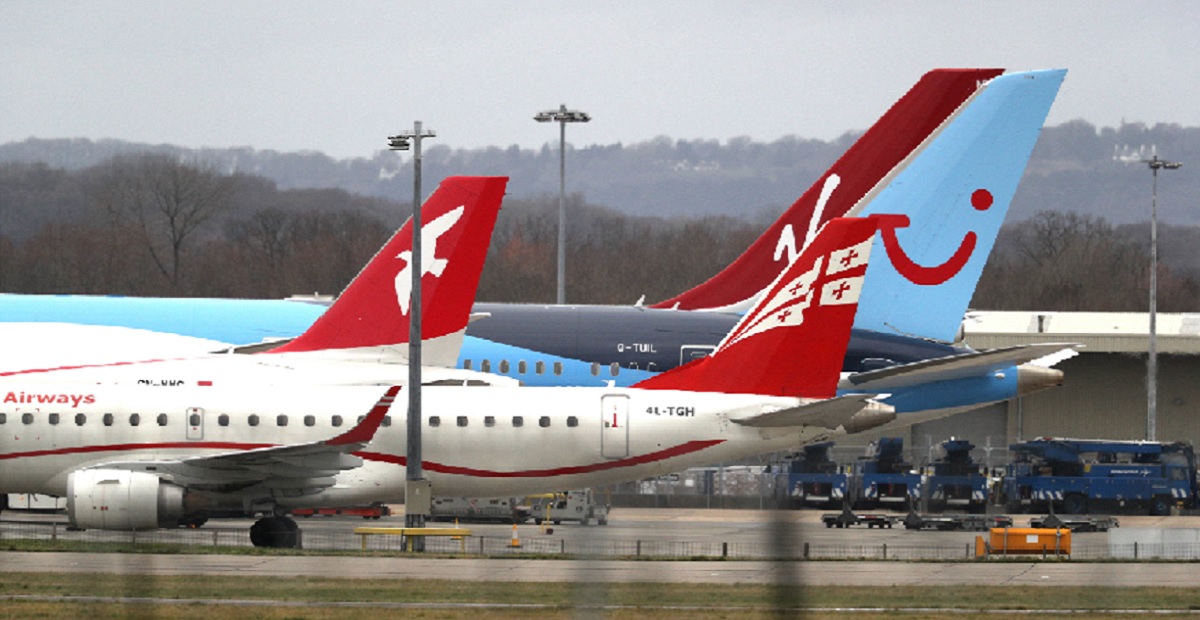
48, 413, 60, 425
332, 415, 343, 427
484, 415, 495, 427
429, 416, 441, 428
276, 415, 288, 427
539, 416, 551, 428
457, 416, 468, 427
567, 416, 579, 428
248, 414, 259, 427
218, 414, 230, 427
129, 413, 140, 427
157, 414, 168, 427
512, 416, 524, 428
304, 415, 316, 427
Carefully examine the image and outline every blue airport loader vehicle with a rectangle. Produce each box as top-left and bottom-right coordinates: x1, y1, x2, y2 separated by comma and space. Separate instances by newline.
780, 442, 848, 509
1003, 438, 1199, 516
850, 438, 922, 510
925, 438, 990, 514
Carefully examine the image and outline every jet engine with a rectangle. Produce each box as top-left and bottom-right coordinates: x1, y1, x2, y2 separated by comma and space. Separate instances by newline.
66, 469, 186, 530
842, 401, 896, 434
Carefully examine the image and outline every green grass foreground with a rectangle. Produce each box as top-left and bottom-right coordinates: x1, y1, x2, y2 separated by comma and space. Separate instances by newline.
2, 573, 1200, 619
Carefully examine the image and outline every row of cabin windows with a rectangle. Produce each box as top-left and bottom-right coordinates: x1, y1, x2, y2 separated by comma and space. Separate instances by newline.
461, 359, 623, 377
0, 412, 391, 429
426, 415, 578, 429
0, 412, 579, 430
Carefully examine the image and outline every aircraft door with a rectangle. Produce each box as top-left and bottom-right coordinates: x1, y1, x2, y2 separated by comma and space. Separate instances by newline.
679, 345, 715, 366
601, 395, 629, 459
186, 407, 204, 440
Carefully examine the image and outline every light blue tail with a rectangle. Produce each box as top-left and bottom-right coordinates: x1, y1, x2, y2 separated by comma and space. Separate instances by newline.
850, 69, 1066, 342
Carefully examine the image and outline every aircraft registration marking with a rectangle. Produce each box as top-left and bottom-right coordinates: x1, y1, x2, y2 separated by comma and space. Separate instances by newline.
645, 406, 695, 417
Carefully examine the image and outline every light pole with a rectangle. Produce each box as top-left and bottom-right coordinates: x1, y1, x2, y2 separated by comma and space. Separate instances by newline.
1145, 155, 1181, 441
535, 104, 591, 304
388, 121, 436, 541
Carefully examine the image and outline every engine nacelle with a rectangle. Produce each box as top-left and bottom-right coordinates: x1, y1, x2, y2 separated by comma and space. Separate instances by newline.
66, 469, 186, 530
842, 401, 897, 434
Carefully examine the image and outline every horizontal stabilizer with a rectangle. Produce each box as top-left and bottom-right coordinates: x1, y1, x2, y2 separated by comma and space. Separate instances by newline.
843, 343, 1078, 390
732, 395, 893, 432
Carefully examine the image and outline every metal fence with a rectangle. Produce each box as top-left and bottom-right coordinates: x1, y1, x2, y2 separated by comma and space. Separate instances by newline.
5, 520, 1200, 561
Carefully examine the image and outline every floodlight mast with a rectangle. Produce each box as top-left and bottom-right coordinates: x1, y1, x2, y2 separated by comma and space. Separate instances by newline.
535, 104, 591, 304
1145, 155, 1182, 442
388, 121, 436, 544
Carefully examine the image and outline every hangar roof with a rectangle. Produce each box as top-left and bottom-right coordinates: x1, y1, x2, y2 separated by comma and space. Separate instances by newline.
961, 311, 1200, 354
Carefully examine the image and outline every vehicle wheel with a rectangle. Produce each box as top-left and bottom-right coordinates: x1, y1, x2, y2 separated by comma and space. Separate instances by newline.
598, 518, 608, 526
533, 518, 543, 525
1062, 493, 1088, 515
1150, 496, 1172, 516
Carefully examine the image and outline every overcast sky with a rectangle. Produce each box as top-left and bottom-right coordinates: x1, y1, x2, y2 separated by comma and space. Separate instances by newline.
3, 2, 1197, 160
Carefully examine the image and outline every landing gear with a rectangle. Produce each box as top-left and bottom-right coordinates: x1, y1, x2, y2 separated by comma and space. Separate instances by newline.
249, 515, 300, 548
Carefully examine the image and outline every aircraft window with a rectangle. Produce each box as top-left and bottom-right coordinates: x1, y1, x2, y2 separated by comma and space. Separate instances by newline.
567, 416, 579, 428
157, 414, 168, 427
248, 414, 259, 427
591, 363, 599, 376
357, 415, 365, 424
276, 415, 288, 427
512, 416, 524, 427
648, 362, 658, 371
481, 360, 491, 373
457, 416, 468, 427
500, 360, 510, 373
539, 416, 550, 428
463, 359, 473, 370
382, 416, 392, 427
0, 413, 6, 424
188, 413, 200, 427
129, 413, 140, 427
554, 362, 563, 376
429, 416, 441, 427
610, 363, 619, 377
484, 415, 495, 427
304, 415, 316, 427
332, 415, 343, 427
22, 413, 34, 425
518, 361, 527, 374
536, 361, 545, 375
48, 413, 60, 425
75, 413, 87, 426
218, 414, 230, 427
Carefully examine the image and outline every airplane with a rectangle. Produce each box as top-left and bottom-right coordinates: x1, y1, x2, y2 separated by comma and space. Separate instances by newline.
0, 69, 1071, 420
0, 176, 514, 388
0, 215, 890, 548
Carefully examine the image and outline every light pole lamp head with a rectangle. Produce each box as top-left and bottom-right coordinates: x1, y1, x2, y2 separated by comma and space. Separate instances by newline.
534, 106, 592, 124
1147, 155, 1183, 171
387, 135, 411, 151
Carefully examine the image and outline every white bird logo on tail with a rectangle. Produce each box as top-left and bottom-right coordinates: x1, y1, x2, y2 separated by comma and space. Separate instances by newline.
395, 205, 465, 314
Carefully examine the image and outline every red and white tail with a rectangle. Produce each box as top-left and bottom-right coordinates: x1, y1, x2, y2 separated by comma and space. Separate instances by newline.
650, 69, 1001, 312
270, 176, 507, 365
636, 217, 878, 398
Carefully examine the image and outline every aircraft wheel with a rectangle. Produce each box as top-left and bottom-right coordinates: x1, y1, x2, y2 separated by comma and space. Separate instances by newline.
250, 516, 300, 548
1150, 496, 1172, 516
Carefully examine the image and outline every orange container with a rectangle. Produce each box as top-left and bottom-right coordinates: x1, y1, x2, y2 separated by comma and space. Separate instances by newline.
983, 527, 1071, 557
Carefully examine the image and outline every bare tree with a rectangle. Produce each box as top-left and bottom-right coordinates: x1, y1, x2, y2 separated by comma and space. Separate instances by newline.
84, 154, 235, 288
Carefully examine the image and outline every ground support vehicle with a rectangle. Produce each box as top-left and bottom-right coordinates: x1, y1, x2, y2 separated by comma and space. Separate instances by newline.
851, 438, 921, 510
903, 512, 1013, 531
1029, 513, 1119, 532
4, 493, 64, 511
528, 490, 609, 525
292, 505, 391, 519
924, 439, 990, 513
1003, 438, 1198, 516
821, 508, 899, 529
429, 497, 531, 524
779, 442, 848, 509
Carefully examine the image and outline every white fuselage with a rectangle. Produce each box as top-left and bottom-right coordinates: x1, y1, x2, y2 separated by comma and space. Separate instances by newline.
0, 384, 826, 506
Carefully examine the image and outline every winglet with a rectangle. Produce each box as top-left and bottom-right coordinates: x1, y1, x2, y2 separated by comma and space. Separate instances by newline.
327, 385, 401, 447
270, 176, 507, 363
636, 217, 878, 398
650, 69, 1002, 312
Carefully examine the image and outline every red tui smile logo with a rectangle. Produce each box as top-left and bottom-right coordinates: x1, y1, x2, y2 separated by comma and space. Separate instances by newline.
876, 189, 992, 286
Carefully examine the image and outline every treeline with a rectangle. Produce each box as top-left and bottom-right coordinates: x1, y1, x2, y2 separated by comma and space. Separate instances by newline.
2, 155, 1199, 311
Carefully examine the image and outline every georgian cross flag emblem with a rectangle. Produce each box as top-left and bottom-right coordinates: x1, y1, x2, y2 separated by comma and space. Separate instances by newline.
394, 205, 465, 314
718, 234, 872, 351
